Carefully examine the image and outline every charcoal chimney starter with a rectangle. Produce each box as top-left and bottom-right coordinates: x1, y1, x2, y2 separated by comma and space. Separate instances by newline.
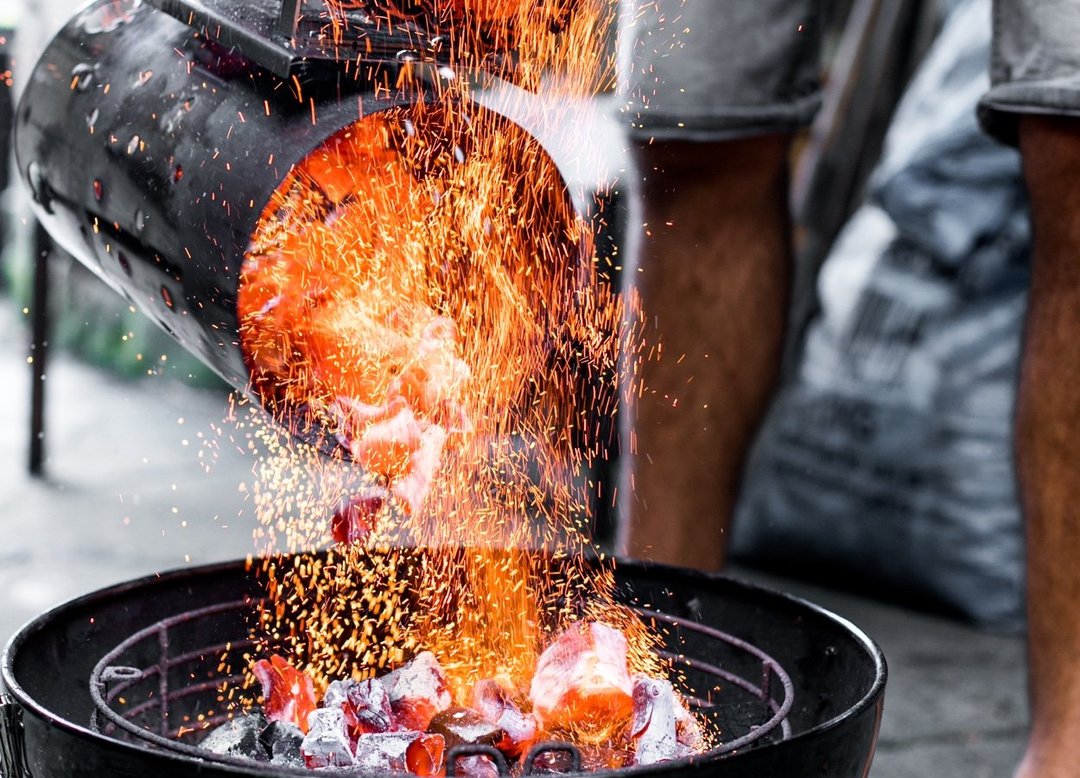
14, 0, 557, 416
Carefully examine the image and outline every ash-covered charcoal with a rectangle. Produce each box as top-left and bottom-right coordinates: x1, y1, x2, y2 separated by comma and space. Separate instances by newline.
301, 707, 354, 769
353, 731, 445, 775
629, 676, 695, 765
427, 705, 504, 751
673, 693, 703, 751
261, 720, 305, 767
382, 651, 452, 729
470, 679, 537, 756
252, 654, 318, 733
324, 677, 395, 737
529, 622, 634, 736
200, 712, 269, 760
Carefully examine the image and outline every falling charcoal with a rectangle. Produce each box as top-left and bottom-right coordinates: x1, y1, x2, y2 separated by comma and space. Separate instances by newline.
353, 731, 445, 775
260, 720, 305, 767
324, 677, 395, 737
301, 707, 354, 769
470, 680, 537, 756
529, 622, 634, 737
382, 651, 452, 730
629, 676, 695, 765
330, 492, 385, 545
199, 712, 269, 761
428, 706, 504, 751
252, 654, 318, 733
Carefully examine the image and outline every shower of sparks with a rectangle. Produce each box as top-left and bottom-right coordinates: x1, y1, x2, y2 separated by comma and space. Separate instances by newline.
229, 0, 696, 749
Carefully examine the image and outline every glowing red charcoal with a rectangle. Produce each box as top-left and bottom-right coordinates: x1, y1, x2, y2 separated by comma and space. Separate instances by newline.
324, 677, 395, 738
252, 655, 318, 733
405, 733, 446, 777
352, 404, 424, 480
390, 316, 472, 429
382, 651, 453, 730
529, 622, 634, 741
471, 679, 537, 756
352, 731, 445, 773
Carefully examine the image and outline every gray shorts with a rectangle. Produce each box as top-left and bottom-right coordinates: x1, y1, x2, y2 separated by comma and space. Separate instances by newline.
978, 0, 1080, 144
620, 0, 1080, 145
618, 0, 822, 141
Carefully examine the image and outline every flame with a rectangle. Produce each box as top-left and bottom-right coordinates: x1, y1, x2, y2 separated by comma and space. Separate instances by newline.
234, 0, 672, 744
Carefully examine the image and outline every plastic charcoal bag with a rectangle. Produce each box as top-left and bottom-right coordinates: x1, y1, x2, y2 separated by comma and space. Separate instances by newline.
732, 0, 1029, 629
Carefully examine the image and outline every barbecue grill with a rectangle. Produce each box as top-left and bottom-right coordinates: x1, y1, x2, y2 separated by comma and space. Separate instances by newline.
1, 553, 885, 777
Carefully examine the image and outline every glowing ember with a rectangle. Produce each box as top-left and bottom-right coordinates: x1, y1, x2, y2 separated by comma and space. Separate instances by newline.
471, 679, 537, 756
529, 622, 634, 742
382, 651, 454, 730
252, 654, 317, 734
324, 677, 394, 737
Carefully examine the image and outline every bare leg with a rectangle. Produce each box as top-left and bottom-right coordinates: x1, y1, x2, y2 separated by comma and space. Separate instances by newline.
1014, 116, 1080, 778
620, 135, 792, 571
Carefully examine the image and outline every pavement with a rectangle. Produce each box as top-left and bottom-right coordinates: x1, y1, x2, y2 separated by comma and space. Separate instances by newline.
0, 293, 1028, 777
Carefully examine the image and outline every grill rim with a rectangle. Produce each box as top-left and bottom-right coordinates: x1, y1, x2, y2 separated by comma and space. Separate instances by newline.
1, 556, 887, 776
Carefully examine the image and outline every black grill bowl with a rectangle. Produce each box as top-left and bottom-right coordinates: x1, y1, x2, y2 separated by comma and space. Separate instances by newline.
1, 555, 885, 777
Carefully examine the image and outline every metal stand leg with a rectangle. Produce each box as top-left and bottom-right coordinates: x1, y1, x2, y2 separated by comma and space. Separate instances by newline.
29, 221, 50, 476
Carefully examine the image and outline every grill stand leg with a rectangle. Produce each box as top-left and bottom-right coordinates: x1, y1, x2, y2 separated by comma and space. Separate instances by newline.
0, 693, 28, 778
28, 220, 50, 476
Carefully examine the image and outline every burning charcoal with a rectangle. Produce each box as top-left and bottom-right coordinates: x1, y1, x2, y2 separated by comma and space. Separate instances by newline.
322, 678, 351, 709
324, 677, 395, 737
527, 748, 579, 774
382, 651, 452, 730
449, 754, 501, 778
391, 424, 447, 515
353, 731, 445, 775
390, 315, 472, 428
470, 679, 537, 756
301, 707, 353, 769
629, 676, 695, 765
260, 720, 304, 767
673, 694, 703, 751
529, 622, 634, 737
428, 706, 504, 751
351, 403, 423, 480
200, 712, 269, 761
330, 492, 386, 546
407, 732, 446, 777
252, 654, 317, 733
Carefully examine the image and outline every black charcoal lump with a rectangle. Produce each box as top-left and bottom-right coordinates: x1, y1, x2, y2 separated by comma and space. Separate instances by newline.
261, 719, 305, 767
200, 712, 270, 761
